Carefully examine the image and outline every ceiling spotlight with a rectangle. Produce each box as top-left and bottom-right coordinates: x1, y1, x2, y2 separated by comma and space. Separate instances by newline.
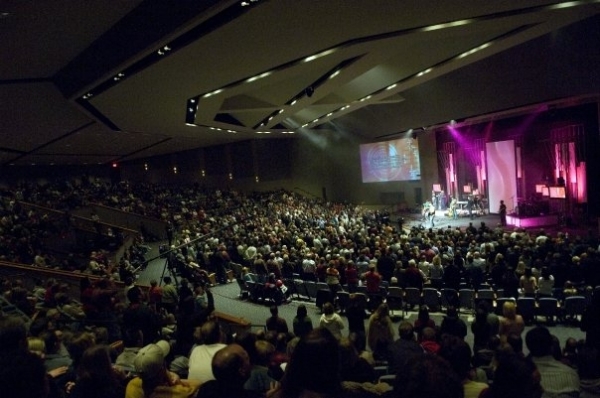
305, 86, 314, 97
450, 120, 457, 126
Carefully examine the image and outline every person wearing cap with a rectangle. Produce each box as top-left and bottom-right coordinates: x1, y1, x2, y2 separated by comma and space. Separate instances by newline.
126, 340, 201, 398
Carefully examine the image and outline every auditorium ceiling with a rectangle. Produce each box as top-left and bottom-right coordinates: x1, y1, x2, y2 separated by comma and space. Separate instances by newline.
0, 0, 599, 166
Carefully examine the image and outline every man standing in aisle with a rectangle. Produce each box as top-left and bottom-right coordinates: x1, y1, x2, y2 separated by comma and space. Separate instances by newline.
162, 276, 179, 314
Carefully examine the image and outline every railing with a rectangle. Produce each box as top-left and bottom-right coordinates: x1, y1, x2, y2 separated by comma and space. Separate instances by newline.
292, 187, 321, 200
18, 201, 138, 237
0, 261, 125, 301
87, 203, 169, 241
212, 311, 252, 336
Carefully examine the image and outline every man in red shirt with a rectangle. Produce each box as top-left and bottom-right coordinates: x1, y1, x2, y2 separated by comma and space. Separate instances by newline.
363, 263, 382, 294
345, 261, 359, 293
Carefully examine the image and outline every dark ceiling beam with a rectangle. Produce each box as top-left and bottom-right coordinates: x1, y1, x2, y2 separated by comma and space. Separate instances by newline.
53, 0, 223, 98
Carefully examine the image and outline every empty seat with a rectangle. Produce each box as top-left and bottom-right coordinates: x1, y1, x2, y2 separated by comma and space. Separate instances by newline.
475, 289, 495, 309
404, 287, 422, 311
441, 288, 459, 309
291, 279, 307, 299
563, 296, 586, 324
236, 278, 250, 299
422, 288, 441, 312
316, 289, 331, 309
353, 293, 369, 311
304, 281, 318, 299
337, 291, 350, 314
458, 289, 475, 314
356, 285, 368, 294
386, 287, 405, 318
538, 297, 559, 324
517, 297, 536, 324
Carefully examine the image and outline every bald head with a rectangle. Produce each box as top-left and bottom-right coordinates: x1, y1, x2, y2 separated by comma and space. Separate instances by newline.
211, 344, 251, 385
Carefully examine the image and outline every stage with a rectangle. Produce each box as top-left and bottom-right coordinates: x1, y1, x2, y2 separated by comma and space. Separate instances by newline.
398, 210, 500, 231
397, 210, 560, 232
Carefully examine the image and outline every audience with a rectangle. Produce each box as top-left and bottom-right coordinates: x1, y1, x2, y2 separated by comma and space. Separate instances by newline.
414, 305, 436, 340
392, 353, 464, 398
196, 344, 260, 398
480, 349, 542, 398
339, 336, 376, 383
187, 320, 227, 383
268, 327, 342, 398
319, 302, 345, 340
126, 340, 201, 398
266, 305, 289, 335
367, 303, 395, 361
69, 344, 126, 398
243, 339, 278, 394
439, 335, 488, 398
440, 306, 467, 340
577, 345, 600, 398
2, 179, 600, 398
420, 326, 441, 354
387, 321, 424, 374
498, 300, 525, 342
526, 326, 580, 398
291, 304, 313, 338
582, 287, 600, 350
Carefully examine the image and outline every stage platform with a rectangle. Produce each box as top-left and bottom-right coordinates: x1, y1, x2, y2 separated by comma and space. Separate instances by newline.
397, 210, 564, 233
399, 210, 501, 231
506, 214, 559, 228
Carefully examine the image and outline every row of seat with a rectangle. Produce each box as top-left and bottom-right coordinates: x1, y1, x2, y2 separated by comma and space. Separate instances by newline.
238, 274, 589, 323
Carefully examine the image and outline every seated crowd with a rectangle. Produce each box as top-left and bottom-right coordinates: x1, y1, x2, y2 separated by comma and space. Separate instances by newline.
1, 290, 600, 398
0, 178, 600, 397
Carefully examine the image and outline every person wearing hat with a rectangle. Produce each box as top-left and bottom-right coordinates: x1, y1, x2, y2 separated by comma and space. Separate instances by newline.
126, 341, 201, 398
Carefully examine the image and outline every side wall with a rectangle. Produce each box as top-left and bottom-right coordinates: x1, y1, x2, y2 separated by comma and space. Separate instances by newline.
117, 131, 438, 207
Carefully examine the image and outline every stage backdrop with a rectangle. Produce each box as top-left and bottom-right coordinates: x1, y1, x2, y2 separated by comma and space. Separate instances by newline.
486, 140, 518, 214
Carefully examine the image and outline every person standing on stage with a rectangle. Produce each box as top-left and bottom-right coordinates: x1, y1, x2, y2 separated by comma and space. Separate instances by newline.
449, 197, 458, 220
427, 200, 436, 227
499, 200, 507, 226
467, 195, 474, 220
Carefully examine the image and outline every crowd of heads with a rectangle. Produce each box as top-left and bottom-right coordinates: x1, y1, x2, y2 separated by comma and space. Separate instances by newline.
1, 177, 600, 397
